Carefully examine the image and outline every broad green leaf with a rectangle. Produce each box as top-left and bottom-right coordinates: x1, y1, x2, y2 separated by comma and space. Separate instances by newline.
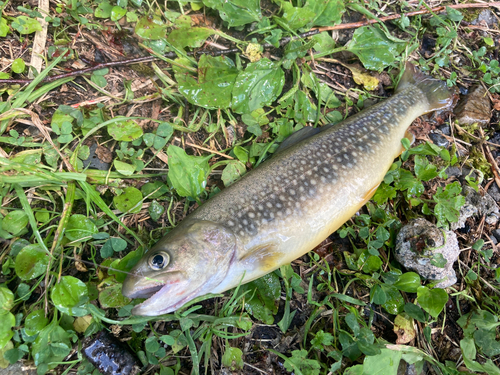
114, 160, 136, 176
222, 347, 244, 371
0, 312, 15, 348
142, 181, 169, 199
278, 3, 316, 31
65, 214, 98, 242
113, 187, 143, 213
167, 27, 215, 49
25, 309, 49, 336
99, 282, 131, 308
167, 145, 211, 199
221, 160, 246, 187
381, 284, 404, 315
15, 244, 49, 280
51, 276, 89, 316
416, 286, 448, 318
107, 120, 143, 141
110, 6, 126, 21
237, 271, 280, 325
149, 200, 165, 222
176, 55, 239, 109
94, 1, 112, 18
2, 210, 28, 235
11, 58, 25, 74
347, 26, 405, 71
11, 16, 42, 34
0, 287, 14, 312
362, 348, 402, 375
135, 15, 167, 40
100, 237, 128, 258
0, 18, 9, 37
414, 155, 438, 181
394, 272, 421, 293
31, 320, 71, 368
306, 0, 345, 27
433, 181, 465, 228
283, 349, 321, 375
202, 0, 261, 27
231, 58, 285, 114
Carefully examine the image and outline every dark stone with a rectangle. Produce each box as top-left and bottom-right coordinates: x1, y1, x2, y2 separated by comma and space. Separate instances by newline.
445, 166, 462, 178
488, 183, 500, 202
490, 235, 498, 245
437, 123, 451, 136
429, 133, 449, 148
491, 229, 500, 242
82, 331, 140, 375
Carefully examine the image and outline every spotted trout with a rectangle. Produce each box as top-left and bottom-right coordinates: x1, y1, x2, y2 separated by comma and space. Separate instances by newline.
122, 63, 452, 316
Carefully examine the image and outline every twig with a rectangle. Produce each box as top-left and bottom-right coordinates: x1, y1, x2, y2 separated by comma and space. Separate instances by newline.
316, 2, 500, 32
185, 141, 233, 159
479, 126, 500, 189
458, 259, 500, 296
0, 48, 240, 85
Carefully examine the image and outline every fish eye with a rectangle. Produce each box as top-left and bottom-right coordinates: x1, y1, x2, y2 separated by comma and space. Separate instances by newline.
148, 251, 170, 270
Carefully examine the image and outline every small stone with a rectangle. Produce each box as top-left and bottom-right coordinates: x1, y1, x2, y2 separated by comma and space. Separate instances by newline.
445, 166, 462, 178
452, 186, 500, 230
395, 218, 460, 288
486, 213, 499, 225
437, 124, 451, 136
492, 229, 500, 242
454, 85, 491, 126
429, 133, 449, 148
488, 183, 500, 202
471, 9, 498, 28
490, 235, 498, 245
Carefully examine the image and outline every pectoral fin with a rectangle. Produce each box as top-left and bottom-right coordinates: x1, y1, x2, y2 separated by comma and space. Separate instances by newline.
239, 243, 282, 272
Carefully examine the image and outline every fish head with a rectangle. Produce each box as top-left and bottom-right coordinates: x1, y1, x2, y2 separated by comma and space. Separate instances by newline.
122, 220, 237, 316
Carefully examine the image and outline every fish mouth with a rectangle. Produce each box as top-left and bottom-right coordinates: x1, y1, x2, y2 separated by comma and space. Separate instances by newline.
130, 278, 206, 316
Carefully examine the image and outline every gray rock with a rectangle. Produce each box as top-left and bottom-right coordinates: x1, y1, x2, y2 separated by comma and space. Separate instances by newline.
429, 133, 449, 148
454, 85, 491, 126
437, 124, 451, 136
492, 229, 500, 242
486, 213, 499, 225
0, 363, 37, 375
395, 218, 459, 288
487, 183, 500, 202
452, 186, 499, 230
471, 9, 498, 27
445, 166, 462, 178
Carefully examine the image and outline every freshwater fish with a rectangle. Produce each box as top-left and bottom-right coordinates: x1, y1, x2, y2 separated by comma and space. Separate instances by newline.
122, 63, 452, 316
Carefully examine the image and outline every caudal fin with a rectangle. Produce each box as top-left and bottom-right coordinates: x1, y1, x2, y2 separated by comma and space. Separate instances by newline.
397, 62, 453, 113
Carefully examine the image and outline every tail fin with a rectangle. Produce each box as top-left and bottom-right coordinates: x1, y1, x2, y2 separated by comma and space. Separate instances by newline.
397, 62, 453, 113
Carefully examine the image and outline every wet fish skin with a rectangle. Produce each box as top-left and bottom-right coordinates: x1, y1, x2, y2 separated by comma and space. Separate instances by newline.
122, 63, 452, 316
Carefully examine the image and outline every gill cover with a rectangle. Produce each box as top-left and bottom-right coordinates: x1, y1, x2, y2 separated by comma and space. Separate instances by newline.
122, 220, 236, 316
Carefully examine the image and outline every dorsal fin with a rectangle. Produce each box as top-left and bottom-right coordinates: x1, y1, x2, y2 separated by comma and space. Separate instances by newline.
275, 124, 334, 155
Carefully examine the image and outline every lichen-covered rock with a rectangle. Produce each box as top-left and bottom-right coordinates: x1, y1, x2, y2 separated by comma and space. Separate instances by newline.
395, 218, 459, 288
454, 85, 491, 126
452, 186, 499, 230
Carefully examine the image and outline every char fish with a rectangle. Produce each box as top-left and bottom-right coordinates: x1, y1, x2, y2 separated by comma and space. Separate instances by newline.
122, 63, 452, 316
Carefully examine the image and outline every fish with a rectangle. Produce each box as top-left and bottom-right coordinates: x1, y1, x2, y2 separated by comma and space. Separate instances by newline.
122, 63, 453, 316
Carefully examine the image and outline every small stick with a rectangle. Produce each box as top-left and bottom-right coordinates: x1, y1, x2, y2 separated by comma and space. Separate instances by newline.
185, 141, 234, 159
316, 2, 500, 32
479, 126, 500, 189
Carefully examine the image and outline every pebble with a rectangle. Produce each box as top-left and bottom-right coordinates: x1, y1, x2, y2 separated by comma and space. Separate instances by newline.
471, 9, 498, 27
445, 166, 462, 178
437, 123, 451, 136
487, 183, 500, 203
395, 218, 460, 288
454, 85, 491, 126
452, 186, 499, 230
429, 133, 449, 148
491, 229, 500, 242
